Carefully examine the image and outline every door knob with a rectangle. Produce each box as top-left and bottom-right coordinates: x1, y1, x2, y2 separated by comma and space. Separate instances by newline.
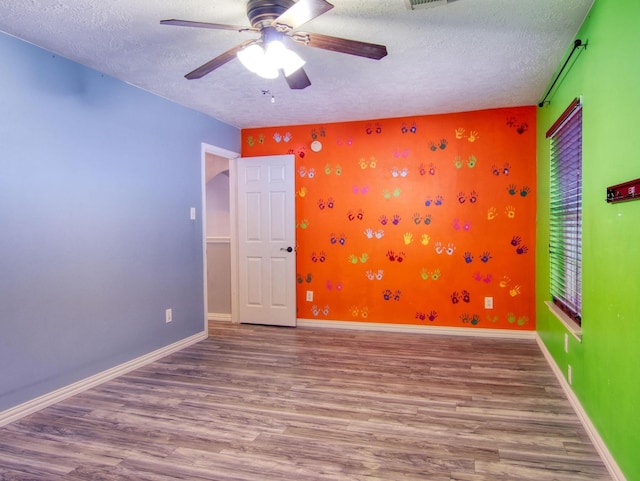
280, 246, 293, 252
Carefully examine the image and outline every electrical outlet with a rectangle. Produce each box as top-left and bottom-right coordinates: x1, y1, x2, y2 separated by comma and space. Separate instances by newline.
564, 333, 569, 353
568, 365, 573, 385
484, 297, 493, 309
165, 308, 172, 323
306, 290, 313, 302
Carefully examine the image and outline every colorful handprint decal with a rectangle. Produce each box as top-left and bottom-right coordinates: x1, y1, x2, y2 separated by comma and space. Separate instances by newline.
242, 106, 536, 329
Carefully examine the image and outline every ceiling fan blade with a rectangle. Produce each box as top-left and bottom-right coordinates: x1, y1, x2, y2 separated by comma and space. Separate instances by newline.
284, 67, 311, 90
293, 31, 387, 60
185, 40, 256, 79
272, 0, 334, 31
160, 19, 257, 33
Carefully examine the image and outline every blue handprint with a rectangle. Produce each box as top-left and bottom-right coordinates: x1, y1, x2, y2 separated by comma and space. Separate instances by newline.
480, 251, 492, 263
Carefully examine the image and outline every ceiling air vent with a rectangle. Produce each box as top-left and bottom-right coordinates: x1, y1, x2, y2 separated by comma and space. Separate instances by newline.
404, 0, 448, 10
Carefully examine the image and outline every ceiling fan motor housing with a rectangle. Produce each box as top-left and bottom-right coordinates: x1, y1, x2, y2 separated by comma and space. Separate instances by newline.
247, 0, 295, 29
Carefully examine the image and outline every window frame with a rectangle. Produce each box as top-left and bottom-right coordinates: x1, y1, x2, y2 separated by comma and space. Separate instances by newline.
546, 98, 583, 329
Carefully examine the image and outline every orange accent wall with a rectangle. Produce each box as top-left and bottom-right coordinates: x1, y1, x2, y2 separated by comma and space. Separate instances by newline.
242, 107, 536, 330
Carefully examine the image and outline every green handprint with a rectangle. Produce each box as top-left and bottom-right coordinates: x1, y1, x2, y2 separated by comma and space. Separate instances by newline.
359, 253, 369, 263
420, 268, 429, 280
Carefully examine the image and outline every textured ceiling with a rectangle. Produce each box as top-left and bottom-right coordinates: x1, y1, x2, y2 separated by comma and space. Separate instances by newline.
0, 0, 593, 129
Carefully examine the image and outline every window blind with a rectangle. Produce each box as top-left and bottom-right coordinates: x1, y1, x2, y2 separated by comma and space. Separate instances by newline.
547, 99, 582, 325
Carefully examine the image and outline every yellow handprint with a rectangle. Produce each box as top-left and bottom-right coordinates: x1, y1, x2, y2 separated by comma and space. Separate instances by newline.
360, 307, 369, 319
467, 131, 479, 142
499, 275, 511, 288
297, 187, 307, 198
369, 157, 377, 169
403, 232, 413, 245
359, 157, 368, 169
421, 233, 431, 246
455, 127, 466, 139
487, 207, 498, 220
506, 205, 516, 219
509, 285, 521, 297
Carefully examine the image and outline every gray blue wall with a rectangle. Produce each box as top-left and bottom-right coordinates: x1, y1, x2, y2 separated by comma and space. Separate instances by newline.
0, 31, 240, 411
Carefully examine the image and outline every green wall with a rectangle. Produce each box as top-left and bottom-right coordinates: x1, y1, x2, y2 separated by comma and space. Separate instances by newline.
536, 1, 640, 479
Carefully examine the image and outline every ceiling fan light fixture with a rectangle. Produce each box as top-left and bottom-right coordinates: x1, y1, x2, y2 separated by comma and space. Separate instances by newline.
237, 38, 305, 79
237, 43, 279, 79
256, 64, 280, 79
265, 39, 287, 64
237, 43, 264, 73
264, 35, 305, 76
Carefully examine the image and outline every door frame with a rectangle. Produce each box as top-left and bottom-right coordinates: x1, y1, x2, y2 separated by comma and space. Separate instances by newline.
201, 143, 240, 326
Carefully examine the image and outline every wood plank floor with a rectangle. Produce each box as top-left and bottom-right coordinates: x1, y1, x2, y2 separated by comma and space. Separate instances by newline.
0, 322, 612, 480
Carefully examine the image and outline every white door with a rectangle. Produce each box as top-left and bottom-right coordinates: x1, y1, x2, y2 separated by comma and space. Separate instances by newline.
236, 155, 296, 326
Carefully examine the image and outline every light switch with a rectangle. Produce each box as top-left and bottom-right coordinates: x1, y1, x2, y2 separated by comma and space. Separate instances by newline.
190, 207, 196, 220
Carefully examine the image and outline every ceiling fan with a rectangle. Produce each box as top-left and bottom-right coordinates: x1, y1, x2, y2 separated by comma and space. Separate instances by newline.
161, 0, 388, 90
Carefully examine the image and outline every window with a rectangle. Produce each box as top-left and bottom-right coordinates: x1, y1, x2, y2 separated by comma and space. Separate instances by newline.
547, 98, 582, 326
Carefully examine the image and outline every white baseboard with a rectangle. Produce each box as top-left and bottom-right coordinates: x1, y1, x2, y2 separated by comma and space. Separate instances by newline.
208, 312, 232, 322
535, 334, 626, 481
0, 331, 207, 428
297, 318, 536, 339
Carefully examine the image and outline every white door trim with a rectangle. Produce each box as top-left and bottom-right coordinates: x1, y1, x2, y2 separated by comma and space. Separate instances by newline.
201, 143, 240, 327
229, 157, 239, 323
